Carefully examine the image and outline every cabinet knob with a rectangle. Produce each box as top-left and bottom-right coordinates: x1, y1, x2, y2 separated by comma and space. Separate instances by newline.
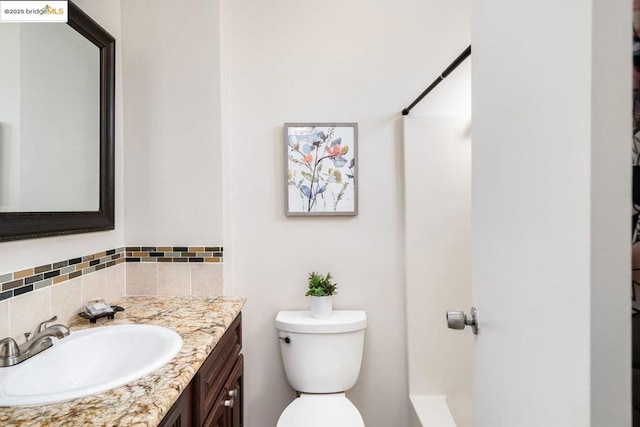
228, 388, 238, 398
224, 398, 234, 408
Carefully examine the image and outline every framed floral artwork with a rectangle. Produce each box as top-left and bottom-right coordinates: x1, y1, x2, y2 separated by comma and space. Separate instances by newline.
285, 123, 358, 216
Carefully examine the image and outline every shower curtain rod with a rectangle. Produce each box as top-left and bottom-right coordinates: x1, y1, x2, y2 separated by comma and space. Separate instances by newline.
402, 45, 471, 116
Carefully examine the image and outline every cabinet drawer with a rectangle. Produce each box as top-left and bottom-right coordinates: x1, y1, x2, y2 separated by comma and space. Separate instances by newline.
195, 313, 242, 424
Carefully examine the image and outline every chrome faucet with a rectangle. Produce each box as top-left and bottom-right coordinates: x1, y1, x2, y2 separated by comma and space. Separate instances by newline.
0, 315, 70, 367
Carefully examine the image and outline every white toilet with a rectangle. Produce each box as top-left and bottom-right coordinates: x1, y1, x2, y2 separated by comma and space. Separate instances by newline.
275, 310, 367, 427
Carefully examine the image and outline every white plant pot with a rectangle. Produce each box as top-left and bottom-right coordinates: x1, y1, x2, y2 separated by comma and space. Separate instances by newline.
309, 296, 333, 319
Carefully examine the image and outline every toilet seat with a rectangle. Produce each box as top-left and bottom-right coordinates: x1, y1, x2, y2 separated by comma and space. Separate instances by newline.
277, 393, 365, 427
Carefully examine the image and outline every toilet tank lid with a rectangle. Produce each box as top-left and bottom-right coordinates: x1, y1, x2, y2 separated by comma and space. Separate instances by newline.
276, 310, 367, 333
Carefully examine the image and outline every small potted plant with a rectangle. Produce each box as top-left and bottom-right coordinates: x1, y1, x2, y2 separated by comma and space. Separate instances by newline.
305, 271, 338, 319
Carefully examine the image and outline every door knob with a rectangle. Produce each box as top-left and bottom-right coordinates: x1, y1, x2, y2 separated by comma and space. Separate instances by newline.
446, 307, 478, 334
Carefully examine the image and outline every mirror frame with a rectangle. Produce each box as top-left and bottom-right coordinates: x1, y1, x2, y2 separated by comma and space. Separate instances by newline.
0, 2, 115, 242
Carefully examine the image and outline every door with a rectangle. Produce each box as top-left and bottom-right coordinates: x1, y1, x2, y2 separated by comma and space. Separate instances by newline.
470, 0, 630, 426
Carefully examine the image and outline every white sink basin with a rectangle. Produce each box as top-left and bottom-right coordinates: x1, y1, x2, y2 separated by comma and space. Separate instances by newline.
0, 324, 182, 406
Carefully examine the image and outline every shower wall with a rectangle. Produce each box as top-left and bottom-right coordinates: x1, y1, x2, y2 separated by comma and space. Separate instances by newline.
403, 115, 472, 426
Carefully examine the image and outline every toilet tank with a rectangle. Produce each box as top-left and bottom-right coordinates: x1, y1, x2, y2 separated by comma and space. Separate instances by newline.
276, 310, 367, 393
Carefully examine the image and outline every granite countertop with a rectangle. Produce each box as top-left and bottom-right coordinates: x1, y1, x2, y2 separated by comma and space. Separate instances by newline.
0, 295, 246, 427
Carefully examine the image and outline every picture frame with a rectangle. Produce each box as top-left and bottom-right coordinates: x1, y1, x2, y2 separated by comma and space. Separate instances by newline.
284, 123, 358, 216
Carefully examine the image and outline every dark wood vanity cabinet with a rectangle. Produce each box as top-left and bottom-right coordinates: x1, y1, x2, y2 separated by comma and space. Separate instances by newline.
159, 313, 243, 427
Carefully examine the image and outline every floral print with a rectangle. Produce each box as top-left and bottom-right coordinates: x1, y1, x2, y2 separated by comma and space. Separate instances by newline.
286, 125, 356, 214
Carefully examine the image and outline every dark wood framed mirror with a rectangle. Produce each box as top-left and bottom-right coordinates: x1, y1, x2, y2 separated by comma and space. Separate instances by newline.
0, 2, 115, 241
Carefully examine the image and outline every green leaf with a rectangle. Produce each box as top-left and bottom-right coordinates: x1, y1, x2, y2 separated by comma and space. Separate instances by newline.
305, 271, 339, 296
301, 171, 316, 182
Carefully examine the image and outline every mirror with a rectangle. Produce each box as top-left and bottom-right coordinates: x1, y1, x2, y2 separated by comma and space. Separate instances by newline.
0, 2, 115, 241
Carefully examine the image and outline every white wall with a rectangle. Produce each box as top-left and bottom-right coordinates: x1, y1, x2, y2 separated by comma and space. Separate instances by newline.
0, 0, 124, 274
121, 0, 223, 245
404, 116, 472, 427
227, 1, 470, 426
472, 0, 631, 425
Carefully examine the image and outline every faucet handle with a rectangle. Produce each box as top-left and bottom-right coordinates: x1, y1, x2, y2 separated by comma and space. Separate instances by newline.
0, 337, 19, 358
35, 315, 58, 334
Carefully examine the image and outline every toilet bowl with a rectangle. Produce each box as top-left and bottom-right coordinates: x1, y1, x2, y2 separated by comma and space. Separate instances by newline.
277, 393, 364, 427
275, 310, 367, 426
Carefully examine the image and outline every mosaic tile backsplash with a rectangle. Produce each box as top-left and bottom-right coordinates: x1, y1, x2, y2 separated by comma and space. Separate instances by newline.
0, 248, 125, 301
0, 246, 224, 302
125, 246, 223, 263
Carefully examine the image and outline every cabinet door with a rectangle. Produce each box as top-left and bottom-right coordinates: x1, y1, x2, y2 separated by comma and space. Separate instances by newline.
227, 355, 244, 427
204, 398, 228, 427
205, 355, 244, 427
